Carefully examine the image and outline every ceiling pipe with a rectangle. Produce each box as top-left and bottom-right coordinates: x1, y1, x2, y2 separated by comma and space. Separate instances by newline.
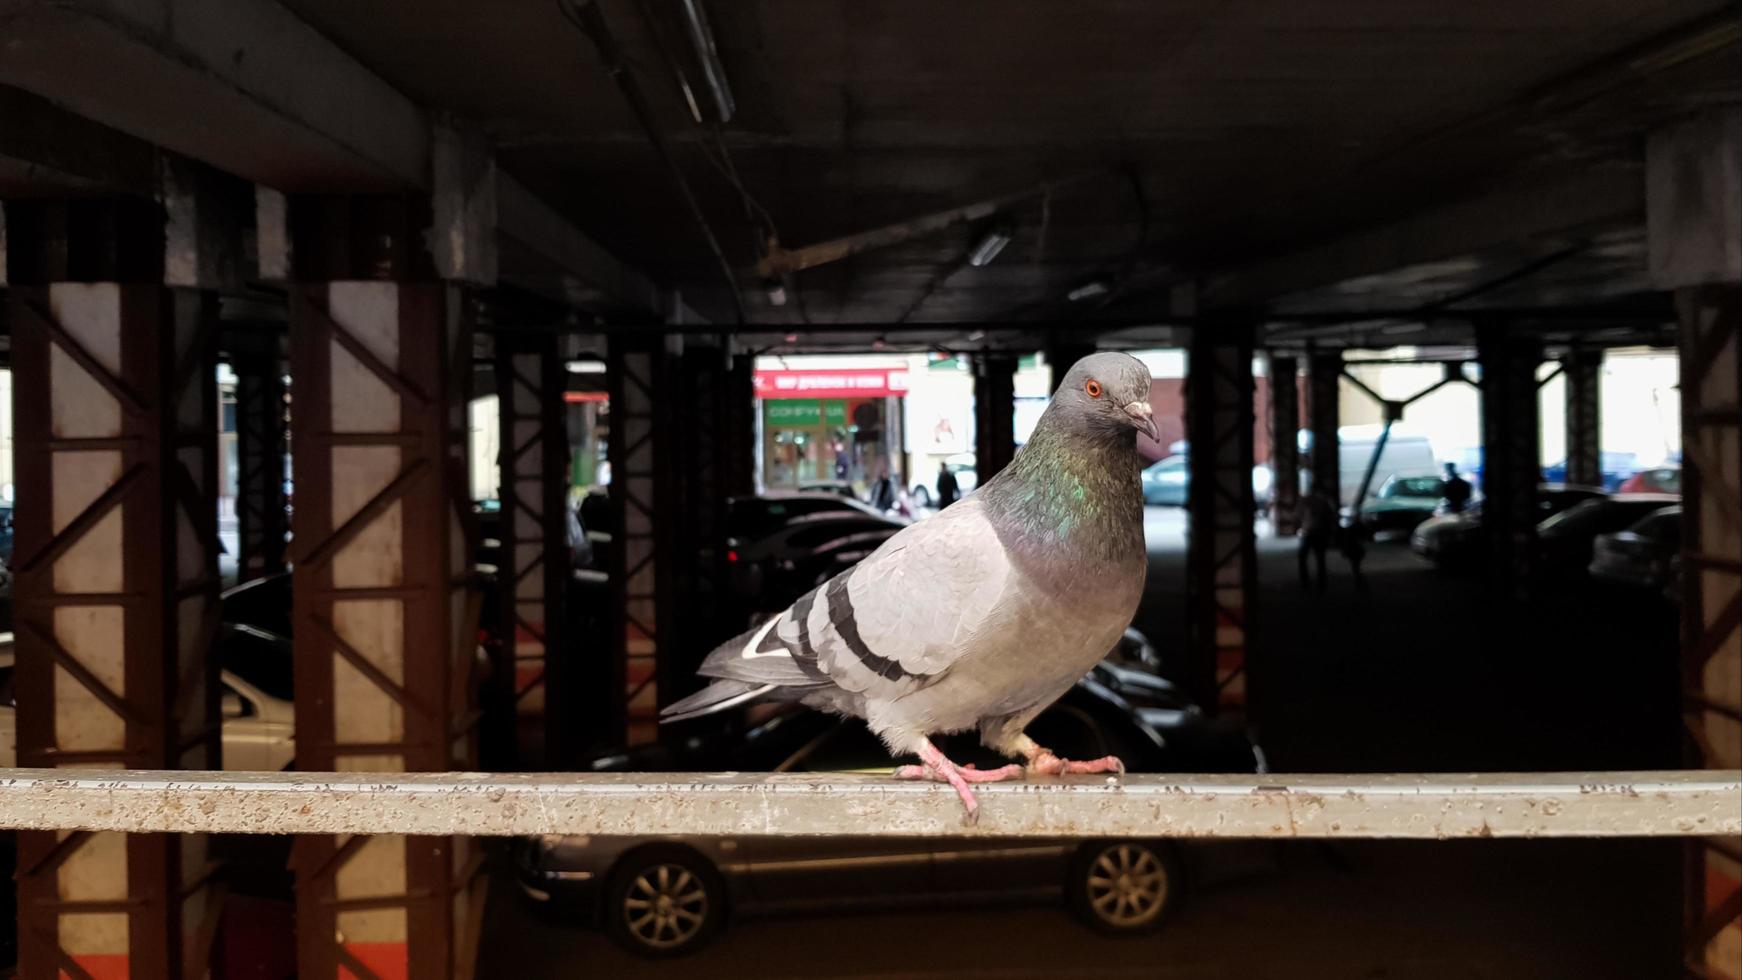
675, 0, 736, 123
559, 0, 748, 323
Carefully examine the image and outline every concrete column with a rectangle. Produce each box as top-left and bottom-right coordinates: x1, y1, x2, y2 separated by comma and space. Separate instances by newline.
1476, 324, 1542, 599
285, 196, 481, 979
1307, 350, 1342, 503
231, 346, 289, 577
5, 197, 221, 980
1564, 348, 1602, 489
974, 351, 1019, 481
491, 330, 570, 768
1185, 325, 1256, 714
1648, 106, 1742, 979
1269, 355, 1301, 535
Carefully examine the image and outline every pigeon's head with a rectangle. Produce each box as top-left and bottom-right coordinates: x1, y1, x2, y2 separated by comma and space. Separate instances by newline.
1053, 352, 1158, 443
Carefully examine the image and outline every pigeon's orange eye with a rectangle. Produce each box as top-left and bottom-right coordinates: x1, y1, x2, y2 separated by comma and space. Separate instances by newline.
1085, 379, 1103, 398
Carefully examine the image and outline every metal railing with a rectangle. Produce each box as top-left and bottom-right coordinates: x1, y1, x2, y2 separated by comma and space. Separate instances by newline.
1, 768, 1736, 839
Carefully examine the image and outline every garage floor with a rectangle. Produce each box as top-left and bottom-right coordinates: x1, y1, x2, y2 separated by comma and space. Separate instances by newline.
482, 508, 1685, 976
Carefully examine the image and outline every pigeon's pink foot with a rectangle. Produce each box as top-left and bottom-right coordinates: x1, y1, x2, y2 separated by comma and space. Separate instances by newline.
1027, 750, 1126, 778
895, 740, 1023, 822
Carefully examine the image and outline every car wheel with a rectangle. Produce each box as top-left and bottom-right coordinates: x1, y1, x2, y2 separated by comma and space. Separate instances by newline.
1067, 840, 1182, 936
603, 846, 724, 958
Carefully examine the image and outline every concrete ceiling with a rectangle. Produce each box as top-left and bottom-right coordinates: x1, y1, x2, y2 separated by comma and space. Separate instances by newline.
43, 1, 1742, 330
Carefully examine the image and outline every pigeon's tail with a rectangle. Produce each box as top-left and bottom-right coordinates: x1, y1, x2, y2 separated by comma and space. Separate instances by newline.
659, 678, 777, 724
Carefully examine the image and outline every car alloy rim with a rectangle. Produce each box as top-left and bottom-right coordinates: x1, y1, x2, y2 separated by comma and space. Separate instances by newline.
624, 863, 708, 948
1085, 844, 1167, 927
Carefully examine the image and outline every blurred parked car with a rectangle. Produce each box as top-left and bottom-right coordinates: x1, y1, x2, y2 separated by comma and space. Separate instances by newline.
1347, 473, 1446, 539
726, 492, 896, 547
1541, 452, 1639, 492
516, 656, 1263, 957
729, 510, 909, 612
1590, 505, 1682, 591
910, 453, 978, 508
0, 633, 295, 770
1141, 455, 1272, 511
796, 479, 858, 498
1617, 466, 1680, 495
1411, 484, 1607, 569
1535, 494, 1681, 578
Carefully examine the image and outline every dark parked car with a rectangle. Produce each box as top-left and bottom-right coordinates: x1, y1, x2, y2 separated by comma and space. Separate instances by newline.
726, 492, 897, 547
517, 660, 1263, 957
1411, 484, 1606, 568
728, 510, 908, 612
1535, 494, 1681, 578
1590, 505, 1682, 591
1349, 473, 1447, 538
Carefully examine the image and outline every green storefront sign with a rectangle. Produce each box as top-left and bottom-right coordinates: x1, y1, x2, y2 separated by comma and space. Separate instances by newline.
764, 399, 849, 428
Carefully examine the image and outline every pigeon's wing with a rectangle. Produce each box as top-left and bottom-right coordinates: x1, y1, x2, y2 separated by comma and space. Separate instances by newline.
696, 500, 1014, 701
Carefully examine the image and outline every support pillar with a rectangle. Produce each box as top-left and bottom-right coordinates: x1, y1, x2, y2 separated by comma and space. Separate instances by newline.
285, 197, 481, 980
231, 345, 289, 578
1649, 106, 1742, 979
1477, 324, 1542, 599
5, 198, 221, 980
1185, 324, 1256, 714
607, 336, 675, 746
1565, 347, 1602, 489
974, 351, 1019, 481
492, 330, 571, 768
1269, 355, 1301, 535
672, 344, 754, 663
1306, 350, 1342, 503
1045, 336, 1097, 393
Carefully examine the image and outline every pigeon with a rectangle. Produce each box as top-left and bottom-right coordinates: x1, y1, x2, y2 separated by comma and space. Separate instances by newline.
661, 352, 1157, 819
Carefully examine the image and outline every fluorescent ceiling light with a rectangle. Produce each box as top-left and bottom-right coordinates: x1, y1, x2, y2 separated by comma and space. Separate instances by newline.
1067, 281, 1110, 302
967, 228, 1012, 267
566, 360, 607, 374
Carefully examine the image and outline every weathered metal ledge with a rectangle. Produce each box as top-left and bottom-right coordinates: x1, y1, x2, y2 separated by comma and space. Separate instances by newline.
0, 769, 1735, 839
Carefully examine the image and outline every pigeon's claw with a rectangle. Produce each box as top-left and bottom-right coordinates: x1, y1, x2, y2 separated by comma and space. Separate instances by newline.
897, 740, 1023, 822
1027, 751, 1126, 779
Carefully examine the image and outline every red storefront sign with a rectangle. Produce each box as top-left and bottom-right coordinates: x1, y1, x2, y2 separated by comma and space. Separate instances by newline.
753, 368, 909, 400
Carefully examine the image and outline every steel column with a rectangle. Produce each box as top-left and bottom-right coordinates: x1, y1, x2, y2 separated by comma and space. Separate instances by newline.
286, 197, 482, 980
607, 337, 674, 746
1269, 356, 1301, 535
1307, 351, 1342, 503
1676, 285, 1742, 977
1477, 325, 1543, 599
1565, 347, 1603, 489
491, 330, 571, 768
232, 349, 289, 577
1045, 337, 1097, 393
6, 198, 221, 980
666, 344, 753, 681
974, 352, 1019, 481
1185, 325, 1257, 714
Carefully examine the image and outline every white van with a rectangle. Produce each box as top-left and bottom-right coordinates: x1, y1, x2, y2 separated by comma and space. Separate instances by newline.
1297, 425, 1439, 506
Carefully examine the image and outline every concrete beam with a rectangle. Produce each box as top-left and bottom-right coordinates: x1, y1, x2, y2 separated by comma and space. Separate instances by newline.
0, 0, 677, 315
0, 85, 158, 197
1206, 168, 1643, 308
1648, 107, 1742, 289
0, 0, 426, 190
0, 769, 1735, 840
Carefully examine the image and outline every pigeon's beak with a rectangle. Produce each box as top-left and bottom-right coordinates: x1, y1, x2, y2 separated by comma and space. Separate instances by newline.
1123, 400, 1159, 442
